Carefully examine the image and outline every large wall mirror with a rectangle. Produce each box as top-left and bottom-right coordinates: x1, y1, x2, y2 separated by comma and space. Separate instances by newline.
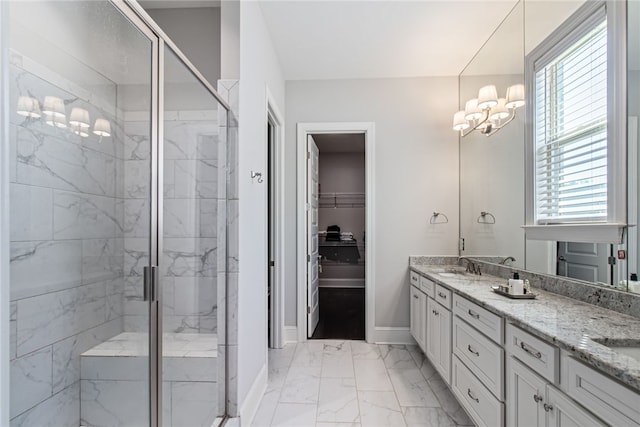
459, 0, 640, 293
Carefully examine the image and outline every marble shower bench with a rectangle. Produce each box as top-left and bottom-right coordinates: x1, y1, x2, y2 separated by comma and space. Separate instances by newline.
80, 332, 218, 427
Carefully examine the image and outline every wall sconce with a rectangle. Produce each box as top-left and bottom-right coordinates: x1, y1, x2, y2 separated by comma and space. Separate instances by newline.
16, 96, 41, 118
453, 84, 524, 137
42, 96, 67, 128
69, 108, 90, 137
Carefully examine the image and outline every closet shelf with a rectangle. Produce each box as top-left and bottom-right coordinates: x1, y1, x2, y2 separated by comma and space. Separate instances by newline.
319, 192, 365, 208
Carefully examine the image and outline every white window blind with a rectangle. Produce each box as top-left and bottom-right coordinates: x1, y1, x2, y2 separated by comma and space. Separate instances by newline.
535, 20, 607, 224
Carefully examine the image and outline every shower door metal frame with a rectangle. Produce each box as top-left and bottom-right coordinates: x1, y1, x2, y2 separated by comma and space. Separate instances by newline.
110, 1, 232, 426
109, 2, 162, 426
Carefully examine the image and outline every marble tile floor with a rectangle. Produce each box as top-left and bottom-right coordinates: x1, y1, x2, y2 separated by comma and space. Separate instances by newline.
252, 340, 474, 427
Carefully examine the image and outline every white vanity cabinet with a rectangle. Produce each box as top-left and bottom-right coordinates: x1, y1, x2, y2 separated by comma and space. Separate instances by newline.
409, 268, 640, 427
410, 282, 427, 351
426, 296, 452, 384
508, 356, 606, 427
507, 324, 606, 427
451, 294, 505, 427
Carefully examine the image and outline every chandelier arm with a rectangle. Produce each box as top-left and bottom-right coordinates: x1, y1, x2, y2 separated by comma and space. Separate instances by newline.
460, 109, 491, 137
483, 108, 518, 137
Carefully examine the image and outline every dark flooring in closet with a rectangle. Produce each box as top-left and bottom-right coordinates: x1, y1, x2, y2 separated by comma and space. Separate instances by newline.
311, 287, 365, 340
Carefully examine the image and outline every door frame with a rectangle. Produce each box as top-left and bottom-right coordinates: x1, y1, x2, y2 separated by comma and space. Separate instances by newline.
296, 122, 376, 343
266, 88, 286, 349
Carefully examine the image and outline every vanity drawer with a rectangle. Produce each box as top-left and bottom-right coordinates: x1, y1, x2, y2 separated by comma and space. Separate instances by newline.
453, 294, 503, 344
453, 317, 504, 399
506, 323, 558, 384
410, 271, 420, 287
452, 355, 504, 427
435, 284, 452, 309
561, 355, 640, 427
420, 276, 435, 298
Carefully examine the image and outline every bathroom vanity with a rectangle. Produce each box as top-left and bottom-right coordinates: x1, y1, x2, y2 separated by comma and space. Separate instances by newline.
409, 259, 640, 427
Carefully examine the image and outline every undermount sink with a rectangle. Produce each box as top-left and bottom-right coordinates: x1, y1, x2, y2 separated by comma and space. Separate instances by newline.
593, 338, 640, 361
438, 272, 465, 278
430, 268, 468, 278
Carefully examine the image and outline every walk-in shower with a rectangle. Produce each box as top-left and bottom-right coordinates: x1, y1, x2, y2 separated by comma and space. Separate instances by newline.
2, 1, 231, 426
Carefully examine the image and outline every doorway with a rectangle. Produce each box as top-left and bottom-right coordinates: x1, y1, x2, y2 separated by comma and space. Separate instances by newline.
312, 134, 366, 339
296, 122, 376, 343
267, 95, 285, 349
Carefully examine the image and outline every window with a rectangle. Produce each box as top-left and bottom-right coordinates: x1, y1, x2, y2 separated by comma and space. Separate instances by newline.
525, 1, 627, 243
535, 20, 607, 224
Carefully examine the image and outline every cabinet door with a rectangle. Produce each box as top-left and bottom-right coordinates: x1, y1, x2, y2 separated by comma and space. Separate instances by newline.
419, 290, 428, 352
426, 297, 439, 366
508, 357, 546, 427
410, 286, 424, 349
546, 387, 606, 427
427, 298, 451, 384
436, 306, 452, 384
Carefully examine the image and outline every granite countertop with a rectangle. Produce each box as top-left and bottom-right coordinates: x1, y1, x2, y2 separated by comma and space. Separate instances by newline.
409, 264, 640, 393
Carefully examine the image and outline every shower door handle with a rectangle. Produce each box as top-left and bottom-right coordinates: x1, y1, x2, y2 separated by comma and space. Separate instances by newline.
143, 265, 159, 302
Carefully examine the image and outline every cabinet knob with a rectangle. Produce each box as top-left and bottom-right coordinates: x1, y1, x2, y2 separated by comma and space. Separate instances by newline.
533, 394, 543, 403
543, 403, 554, 412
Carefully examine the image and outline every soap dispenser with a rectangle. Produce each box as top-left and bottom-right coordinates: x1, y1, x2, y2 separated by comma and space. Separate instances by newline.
508, 272, 524, 295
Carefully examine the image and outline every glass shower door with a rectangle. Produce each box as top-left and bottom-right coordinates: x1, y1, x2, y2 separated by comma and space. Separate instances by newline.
160, 45, 226, 426
6, 1, 158, 425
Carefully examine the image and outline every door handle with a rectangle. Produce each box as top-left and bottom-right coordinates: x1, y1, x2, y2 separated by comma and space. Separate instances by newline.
143, 265, 159, 302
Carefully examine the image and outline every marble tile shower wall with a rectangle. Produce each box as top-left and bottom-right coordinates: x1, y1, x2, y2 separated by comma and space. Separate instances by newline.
121, 114, 220, 334
9, 61, 126, 426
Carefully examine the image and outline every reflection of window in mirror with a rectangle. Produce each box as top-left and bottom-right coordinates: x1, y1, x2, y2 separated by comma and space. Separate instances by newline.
524, 1, 627, 243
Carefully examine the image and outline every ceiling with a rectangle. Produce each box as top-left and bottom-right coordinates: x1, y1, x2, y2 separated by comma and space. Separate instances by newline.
138, 0, 220, 9
259, 0, 519, 80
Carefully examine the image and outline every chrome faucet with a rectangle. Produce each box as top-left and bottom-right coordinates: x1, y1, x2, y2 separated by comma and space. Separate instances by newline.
458, 257, 481, 275
499, 256, 516, 265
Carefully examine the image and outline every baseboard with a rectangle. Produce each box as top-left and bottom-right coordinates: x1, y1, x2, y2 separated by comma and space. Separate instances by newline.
373, 327, 416, 345
239, 363, 267, 426
284, 326, 298, 344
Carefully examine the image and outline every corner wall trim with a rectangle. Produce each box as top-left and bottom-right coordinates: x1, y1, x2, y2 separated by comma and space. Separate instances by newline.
284, 326, 298, 344
240, 362, 267, 426
374, 327, 416, 345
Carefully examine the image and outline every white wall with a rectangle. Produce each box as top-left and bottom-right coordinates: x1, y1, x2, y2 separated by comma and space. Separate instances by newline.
146, 7, 221, 85
318, 152, 366, 238
236, 0, 285, 419
286, 77, 460, 330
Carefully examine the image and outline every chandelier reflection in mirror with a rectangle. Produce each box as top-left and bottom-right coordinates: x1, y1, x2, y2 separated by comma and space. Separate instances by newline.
16, 95, 111, 140
452, 84, 524, 137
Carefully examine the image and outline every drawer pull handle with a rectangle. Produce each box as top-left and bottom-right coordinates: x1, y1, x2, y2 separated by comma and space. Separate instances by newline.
468, 309, 480, 319
467, 345, 479, 356
520, 341, 542, 359
467, 388, 479, 403
543, 403, 553, 412
533, 394, 543, 403
432, 309, 439, 316
438, 292, 447, 299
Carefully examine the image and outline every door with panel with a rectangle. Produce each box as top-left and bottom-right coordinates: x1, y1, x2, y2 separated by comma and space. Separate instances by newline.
508, 357, 546, 427
307, 135, 320, 336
